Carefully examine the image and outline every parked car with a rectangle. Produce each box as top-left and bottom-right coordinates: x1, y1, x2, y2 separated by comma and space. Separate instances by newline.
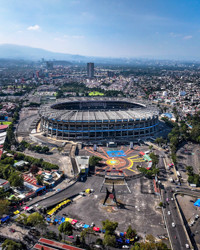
172, 222, 175, 227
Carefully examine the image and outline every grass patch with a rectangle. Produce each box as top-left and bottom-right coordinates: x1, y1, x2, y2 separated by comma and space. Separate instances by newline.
1, 121, 12, 125
89, 91, 104, 96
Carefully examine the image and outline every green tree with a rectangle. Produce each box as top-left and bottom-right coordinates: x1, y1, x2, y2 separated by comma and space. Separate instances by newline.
58, 221, 73, 240
2, 239, 22, 250
0, 199, 10, 217
96, 238, 103, 245
186, 166, 193, 175
80, 228, 95, 246
146, 234, 155, 243
89, 156, 102, 167
103, 234, 116, 247
126, 225, 137, 239
102, 219, 118, 235
15, 213, 28, 225
188, 175, 194, 184
149, 153, 159, 167
75, 235, 81, 246
8, 172, 24, 188
27, 212, 45, 227
36, 175, 44, 186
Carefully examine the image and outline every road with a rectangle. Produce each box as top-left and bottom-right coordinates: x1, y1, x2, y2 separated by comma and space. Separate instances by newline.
163, 187, 190, 250
29, 175, 103, 208
156, 144, 199, 250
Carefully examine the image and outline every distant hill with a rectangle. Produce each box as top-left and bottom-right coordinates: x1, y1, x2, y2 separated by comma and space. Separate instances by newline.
0, 44, 191, 65
0, 44, 90, 62
0, 44, 139, 65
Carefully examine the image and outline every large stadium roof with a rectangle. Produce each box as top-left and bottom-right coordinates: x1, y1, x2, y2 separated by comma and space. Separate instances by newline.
39, 97, 158, 122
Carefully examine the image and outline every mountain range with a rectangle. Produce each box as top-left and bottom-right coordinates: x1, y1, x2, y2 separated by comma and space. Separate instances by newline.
0, 44, 134, 64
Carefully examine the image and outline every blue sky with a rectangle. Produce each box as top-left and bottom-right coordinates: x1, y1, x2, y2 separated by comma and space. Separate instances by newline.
0, 0, 200, 59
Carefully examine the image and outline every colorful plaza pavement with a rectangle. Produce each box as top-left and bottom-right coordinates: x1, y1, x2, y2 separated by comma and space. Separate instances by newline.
84, 146, 146, 176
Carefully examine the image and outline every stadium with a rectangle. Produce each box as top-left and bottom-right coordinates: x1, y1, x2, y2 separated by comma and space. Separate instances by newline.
39, 97, 159, 143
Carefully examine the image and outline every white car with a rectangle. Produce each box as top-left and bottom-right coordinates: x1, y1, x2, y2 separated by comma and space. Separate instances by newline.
172, 222, 175, 227
122, 245, 129, 249
185, 243, 190, 249
171, 198, 174, 201
167, 211, 171, 215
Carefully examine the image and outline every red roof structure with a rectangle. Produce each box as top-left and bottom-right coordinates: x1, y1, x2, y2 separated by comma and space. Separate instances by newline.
36, 238, 84, 250
23, 174, 38, 186
0, 125, 8, 130
33, 244, 57, 250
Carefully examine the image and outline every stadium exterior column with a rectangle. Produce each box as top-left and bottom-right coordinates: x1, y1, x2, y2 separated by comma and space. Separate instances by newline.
61, 123, 64, 139
56, 122, 58, 138
114, 122, 117, 138
51, 122, 53, 137
120, 122, 122, 138
47, 120, 50, 136
68, 121, 70, 140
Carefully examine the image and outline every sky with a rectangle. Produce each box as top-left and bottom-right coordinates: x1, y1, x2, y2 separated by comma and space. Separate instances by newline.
0, 0, 200, 59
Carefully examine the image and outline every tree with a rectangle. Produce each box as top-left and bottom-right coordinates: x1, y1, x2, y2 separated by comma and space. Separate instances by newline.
80, 228, 95, 246
146, 234, 155, 243
27, 212, 45, 227
126, 225, 137, 239
96, 238, 103, 245
89, 156, 102, 167
102, 219, 118, 235
75, 235, 81, 246
58, 221, 73, 240
8, 172, 24, 188
2, 239, 22, 250
186, 166, 193, 175
15, 213, 28, 225
44, 230, 58, 241
30, 165, 39, 174
36, 175, 44, 186
42, 146, 49, 154
149, 153, 159, 167
131, 241, 169, 250
0, 188, 9, 199
103, 234, 116, 247
0, 199, 10, 217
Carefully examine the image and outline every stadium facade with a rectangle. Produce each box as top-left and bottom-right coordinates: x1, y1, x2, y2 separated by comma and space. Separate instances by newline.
39, 98, 159, 143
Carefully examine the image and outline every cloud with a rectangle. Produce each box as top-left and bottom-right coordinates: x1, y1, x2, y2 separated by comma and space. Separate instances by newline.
27, 25, 40, 31
183, 35, 192, 40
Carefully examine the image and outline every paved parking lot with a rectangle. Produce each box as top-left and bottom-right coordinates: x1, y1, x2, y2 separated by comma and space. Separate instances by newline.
53, 176, 166, 238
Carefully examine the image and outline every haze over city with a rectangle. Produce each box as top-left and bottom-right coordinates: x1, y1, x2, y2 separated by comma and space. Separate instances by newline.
1, 0, 200, 59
